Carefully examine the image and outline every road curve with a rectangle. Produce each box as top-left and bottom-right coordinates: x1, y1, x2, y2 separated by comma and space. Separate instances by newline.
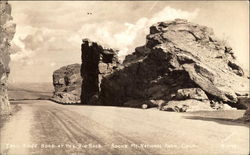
0, 100, 249, 155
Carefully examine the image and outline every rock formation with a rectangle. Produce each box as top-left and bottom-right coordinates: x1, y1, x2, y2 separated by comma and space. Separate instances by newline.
51, 64, 82, 104
51, 19, 247, 112
81, 39, 119, 104
242, 108, 250, 123
100, 19, 248, 111
0, 1, 16, 114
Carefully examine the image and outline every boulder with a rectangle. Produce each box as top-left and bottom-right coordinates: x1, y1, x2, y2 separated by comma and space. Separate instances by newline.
236, 97, 250, 109
51, 64, 82, 104
123, 46, 151, 65
0, 1, 16, 115
161, 99, 213, 112
142, 104, 148, 109
210, 101, 224, 110
174, 88, 208, 101
81, 39, 119, 104
100, 19, 248, 109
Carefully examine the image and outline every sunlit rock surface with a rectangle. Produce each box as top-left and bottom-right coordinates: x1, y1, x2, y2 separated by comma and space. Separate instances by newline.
51, 64, 82, 104
100, 19, 248, 111
0, 1, 16, 114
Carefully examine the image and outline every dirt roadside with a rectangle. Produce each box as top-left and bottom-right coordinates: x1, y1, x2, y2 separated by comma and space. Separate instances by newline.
0, 104, 21, 129
0, 100, 249, 155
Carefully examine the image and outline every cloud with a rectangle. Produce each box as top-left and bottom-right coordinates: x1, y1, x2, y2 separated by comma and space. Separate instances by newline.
8, 1, 249, 83
75, 6, 199, 60
10, 25, 38, 62
150, 6, 199, 24
10, 5, 199, 64
50, 62, 56, 67
10, 5, 199, 67
20, 30, 45, 51
10, 25, 73, 65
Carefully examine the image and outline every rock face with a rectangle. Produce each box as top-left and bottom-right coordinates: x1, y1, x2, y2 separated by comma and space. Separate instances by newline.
100, 19, 248, 111
174, 88, 208, 101
0, 1, 16, 114
242, 108, 250, 123
236, 97, 250, 109
81, 39, 119, 104
51, 64, 82, 104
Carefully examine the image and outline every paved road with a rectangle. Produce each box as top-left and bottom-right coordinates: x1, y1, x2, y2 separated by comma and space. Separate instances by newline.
0, 100, 249, 155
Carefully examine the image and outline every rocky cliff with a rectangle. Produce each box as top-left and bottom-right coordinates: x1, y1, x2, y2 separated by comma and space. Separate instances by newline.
0, 1, 16, 114
81, 39, 119, 104
100, 19, 248, 111
51, 64, 82, 104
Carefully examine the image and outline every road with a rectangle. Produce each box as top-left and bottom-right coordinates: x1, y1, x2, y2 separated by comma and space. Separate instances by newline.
0, 100, 249, 155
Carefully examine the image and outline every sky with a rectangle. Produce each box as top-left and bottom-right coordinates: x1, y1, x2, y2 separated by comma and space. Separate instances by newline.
8, 1, 249, 83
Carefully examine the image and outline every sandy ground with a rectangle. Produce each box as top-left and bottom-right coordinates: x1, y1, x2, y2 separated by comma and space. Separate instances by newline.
0, 100, 249, 155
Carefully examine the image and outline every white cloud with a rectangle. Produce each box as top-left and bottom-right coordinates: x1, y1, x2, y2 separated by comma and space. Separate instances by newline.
10, 25, 38, 62
10, 5, 199, 66
8, 1, 249, 83
75, 6, 199, 61
11, 49, 32, 61
50, 62, 56, 67
150, 6, 199, 24
11, 6, 199, 65
10, 25, 71, 64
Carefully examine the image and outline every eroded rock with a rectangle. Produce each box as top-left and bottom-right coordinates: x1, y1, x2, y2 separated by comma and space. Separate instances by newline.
242, 108, 250, 123
81, 39, 119, 104
100, 19, 248, 110
174, 88, 208, 101
0, 1, 16, 114
51, 64, 82, 104
236, 97, 250, 109
161, 99, 213, 112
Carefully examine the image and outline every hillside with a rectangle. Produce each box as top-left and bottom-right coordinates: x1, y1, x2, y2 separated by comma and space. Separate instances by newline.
8, 82, 54, 100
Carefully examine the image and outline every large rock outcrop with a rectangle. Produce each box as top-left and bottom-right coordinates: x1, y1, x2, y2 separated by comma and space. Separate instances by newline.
51, 64, 82, 104
0, 1, 16, 114
100, 19, 248, 110
81, 39, 119, 104
242, 108, 250, 123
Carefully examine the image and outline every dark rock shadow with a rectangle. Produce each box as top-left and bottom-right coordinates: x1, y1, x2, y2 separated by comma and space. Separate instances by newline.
184, 115, 249, 127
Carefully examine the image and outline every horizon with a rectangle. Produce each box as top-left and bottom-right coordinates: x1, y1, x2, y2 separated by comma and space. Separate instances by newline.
8, 1, 249, 83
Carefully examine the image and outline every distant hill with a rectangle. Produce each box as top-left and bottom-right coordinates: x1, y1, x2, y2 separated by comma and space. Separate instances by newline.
8, 82, 54, 100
